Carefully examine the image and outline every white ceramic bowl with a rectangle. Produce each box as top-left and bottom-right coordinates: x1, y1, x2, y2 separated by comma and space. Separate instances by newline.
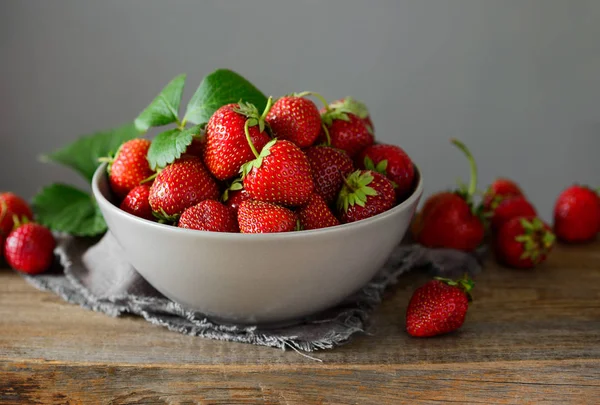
92, 163, 423, 325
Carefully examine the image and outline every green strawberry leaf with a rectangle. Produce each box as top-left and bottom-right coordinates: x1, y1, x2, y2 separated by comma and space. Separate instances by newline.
146, 125, 202, 170
184, 69, 268, 126
135, 74, 187, 132
32, 184, 107, 237
41, 122, 142, 182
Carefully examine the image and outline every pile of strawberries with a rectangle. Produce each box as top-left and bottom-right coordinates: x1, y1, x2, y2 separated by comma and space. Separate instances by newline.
109, 94, 416, 233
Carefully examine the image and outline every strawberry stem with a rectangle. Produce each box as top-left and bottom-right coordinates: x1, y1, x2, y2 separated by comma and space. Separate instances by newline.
259, 96, 274, 123
293, 91, 330, 112
451, 138, 477, 198
321, 123, 331, 146
244, 119, 260, 159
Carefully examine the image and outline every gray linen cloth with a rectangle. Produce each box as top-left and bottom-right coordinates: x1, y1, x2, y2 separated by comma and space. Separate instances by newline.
22, 233, 483, 352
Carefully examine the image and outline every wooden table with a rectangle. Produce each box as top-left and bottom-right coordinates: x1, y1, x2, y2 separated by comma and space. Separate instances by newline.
1, 241, 599, 404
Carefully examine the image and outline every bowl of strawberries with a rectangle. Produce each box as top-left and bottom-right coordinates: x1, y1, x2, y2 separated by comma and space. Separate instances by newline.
92, 85, 422, 324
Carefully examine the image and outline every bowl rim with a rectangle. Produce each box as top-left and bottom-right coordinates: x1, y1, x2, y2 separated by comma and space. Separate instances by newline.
92, 162, 423, 241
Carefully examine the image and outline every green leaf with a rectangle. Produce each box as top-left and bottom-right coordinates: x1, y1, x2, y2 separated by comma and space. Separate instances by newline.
375, 160, 388, 174
41, 122, 142, 182
363, 156, 376, 171
135, 74, 187, 132
32, 184, 107, 237
184, 69, 268, 126
146, 125, 201, 170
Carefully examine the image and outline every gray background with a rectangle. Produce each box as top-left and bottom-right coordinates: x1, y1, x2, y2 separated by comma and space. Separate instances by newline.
1, 0, 598, 221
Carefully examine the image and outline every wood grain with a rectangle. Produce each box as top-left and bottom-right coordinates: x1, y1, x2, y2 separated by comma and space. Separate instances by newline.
0, 240, 599, 403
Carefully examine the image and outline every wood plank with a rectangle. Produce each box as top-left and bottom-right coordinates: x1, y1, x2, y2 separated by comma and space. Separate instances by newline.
0, 241, 599, 366
1, 359, 599, 404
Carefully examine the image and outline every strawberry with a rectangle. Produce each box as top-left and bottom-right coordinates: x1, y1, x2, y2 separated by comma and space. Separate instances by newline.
494, 216, 555, 269
304, 146, 354, 205
120, 185, 154, 221
0, 193, 33, 236
266, 96, 321, 147
105, 138, 154, 199
337, 170, 396, 223
178, 200, 239, 233
184, 134, 207, 158
238, 200, 297, 234
204, 100, 272, 180
149, 156, 220, 220
298, 193, 340, 230
405, 276, 474, 337
553, 185, 600, 243
355, 144, 415, 200
222, 180, 252, 214
411, 139, 485, 252
329, 97, 374, 134
489, 195, 536, 232
4, 222, 56, 275
241, 139, 314, 207
320, 102, 374, 157
483, 178, 523, 212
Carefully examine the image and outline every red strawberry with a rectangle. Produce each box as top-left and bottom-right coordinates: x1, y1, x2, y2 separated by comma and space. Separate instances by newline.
406, 276, 474, 337
298, 193, 340, 230
120, 185, 154, 221
355, 144, 415, 200
178, 200, 239, 233
329, 97, 374, 134
411, 139, 485, 252
222, 182, 252, 214
4, 222, 56, 274
242, 139, 314, 207
149, 156, 220, 220
489, 195, 536, 232
184, 134, 207, 158
0, 193, 33, 236
266, 96, 321, 147
483, 178, 523, 212
494, 216, 555, 268
106, 138, 154, 199
304, 146, 354, 205
337, 170, 396, 223
320, 104, 374, 157
238, 200, 297, 234
553, 185, 600, 243
204, 101, 272, 180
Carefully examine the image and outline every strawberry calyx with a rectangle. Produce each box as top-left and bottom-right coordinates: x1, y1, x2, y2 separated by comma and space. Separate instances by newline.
11, 214, 30, 231
515, 217, 555, 264
337, 170, 379, 213
329, 97, 373, 134
433, 275, 475, 302
222, 178, 243, 202
363, 157, 398, 188
291, 91, 330, 111
233, 97, 274, 159
239, 138, 277, 178
152, 208, 180, 224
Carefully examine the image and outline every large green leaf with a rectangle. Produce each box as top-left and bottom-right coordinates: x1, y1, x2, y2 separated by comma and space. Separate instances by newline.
135, 74, 187, 132
41, 122, 142, 182
32, 184, 107, 237
183, 69, 267, 126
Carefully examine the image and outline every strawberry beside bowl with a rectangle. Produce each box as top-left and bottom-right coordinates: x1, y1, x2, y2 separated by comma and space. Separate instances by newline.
92, 163, 423, 325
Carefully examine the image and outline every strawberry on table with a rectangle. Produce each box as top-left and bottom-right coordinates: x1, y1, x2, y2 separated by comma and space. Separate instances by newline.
489, 195, 536, 232
355, 144, 415, 201
298, 193, 340, 230
104, 138, 154, 199
149, 156, 220, 221
482, 178, 523, 212
304, 146, 354, 205
494, 216, 555, 269
406, 276, 474, 337
178, 200, 239, 233
553, 185, 600, 243
120, 185, 154, 221
204, 100, 272, 180
242, 139, 314, 207
320, 100, 374, 157
411, 139, 485, 252
4, 221, 56, 275
337, 170, 396, 223
237, 200, 297, 234
0, 192, 33, 236
266, 95, 322, 148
